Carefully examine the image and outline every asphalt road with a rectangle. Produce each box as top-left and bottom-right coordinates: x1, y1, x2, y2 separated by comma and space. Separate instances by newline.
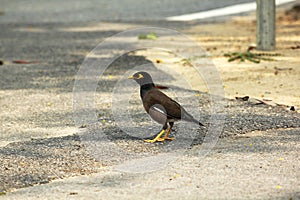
0, 0, 254, 23
0, 0, 299, 198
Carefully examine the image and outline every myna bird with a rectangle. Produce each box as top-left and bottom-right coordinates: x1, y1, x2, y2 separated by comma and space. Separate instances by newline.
128, 71, 204, 143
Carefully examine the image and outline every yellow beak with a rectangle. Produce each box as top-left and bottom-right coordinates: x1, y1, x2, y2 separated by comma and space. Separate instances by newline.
128, 75, 134, 79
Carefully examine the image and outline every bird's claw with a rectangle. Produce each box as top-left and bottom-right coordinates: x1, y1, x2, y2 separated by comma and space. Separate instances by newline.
144, 139, 154, 143
157, 138, 165, 142
144, 137, 174, 143
163, 137, 175, 141
144, 138, 164, 143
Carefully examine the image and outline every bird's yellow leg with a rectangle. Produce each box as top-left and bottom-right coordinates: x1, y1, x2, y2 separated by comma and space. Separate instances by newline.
144, 130, 165, 143
163, 123, 175, 140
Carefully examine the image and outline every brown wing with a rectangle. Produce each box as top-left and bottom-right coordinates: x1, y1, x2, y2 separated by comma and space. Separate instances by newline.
142, 89, 182, 120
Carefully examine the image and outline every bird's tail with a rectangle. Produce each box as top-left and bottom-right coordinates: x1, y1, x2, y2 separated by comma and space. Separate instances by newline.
182, 111, 204, 126
190, 118, 204, 126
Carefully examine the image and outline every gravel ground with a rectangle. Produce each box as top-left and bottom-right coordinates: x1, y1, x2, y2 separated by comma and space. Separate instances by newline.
2, 128, 300, 200
0, 135, 101, 193
1, 84, 299, 193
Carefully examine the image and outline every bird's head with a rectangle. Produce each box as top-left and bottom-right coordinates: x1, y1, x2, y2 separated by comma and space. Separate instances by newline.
128, 71, 154, 86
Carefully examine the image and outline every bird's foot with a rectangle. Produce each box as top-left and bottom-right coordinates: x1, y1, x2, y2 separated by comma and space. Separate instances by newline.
144, 129, 166, 143
144, 138, 164, 143
144, 139, 155, 143
163, 137, 175, 141
157, 137, 165, 142
144, 137, 174, 143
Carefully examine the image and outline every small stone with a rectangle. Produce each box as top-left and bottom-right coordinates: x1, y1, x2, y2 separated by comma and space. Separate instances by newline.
290, 106, 295, 111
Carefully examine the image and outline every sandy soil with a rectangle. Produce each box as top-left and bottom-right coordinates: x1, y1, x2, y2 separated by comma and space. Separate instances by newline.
184, 7, 300, 110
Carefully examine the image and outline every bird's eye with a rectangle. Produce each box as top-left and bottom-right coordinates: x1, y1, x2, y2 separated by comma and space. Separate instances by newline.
137, 74, 144, 79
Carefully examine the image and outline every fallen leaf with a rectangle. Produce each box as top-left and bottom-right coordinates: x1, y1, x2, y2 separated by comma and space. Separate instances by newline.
173, 173, 180, 179
13, 60, 39, 64
235, 96, 249, 101
274, 66, 292, 71
138, 32, 158, 40
291, 45, 300, 49
156, 59, 163, 63
79, 124, 87, 128
276, 185, 282, 189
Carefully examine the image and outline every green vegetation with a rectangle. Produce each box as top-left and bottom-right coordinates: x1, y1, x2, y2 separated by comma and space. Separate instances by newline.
138, 32, 158, 40
224, 51, 279, 63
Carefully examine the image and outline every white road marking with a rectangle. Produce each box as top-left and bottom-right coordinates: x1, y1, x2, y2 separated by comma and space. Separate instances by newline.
166, 0, 296, 21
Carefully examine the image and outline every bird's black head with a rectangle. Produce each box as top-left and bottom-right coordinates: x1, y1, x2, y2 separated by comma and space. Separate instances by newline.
128, 71, 154, 86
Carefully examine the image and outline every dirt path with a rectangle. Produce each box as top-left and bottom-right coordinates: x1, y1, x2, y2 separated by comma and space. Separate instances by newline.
185, 7, 300, 109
